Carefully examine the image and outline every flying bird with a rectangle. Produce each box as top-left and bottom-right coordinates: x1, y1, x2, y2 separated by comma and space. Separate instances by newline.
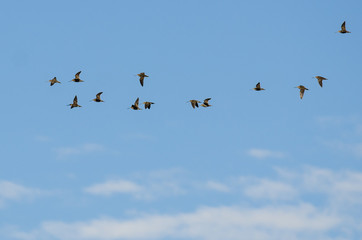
201, 98, 212, 107
49, 77, 61, 86
143, 101, 154, 109
187, 100, 201, 109
137, 72, 149, 87
130, 97, 141, 110
338, 21, 350, 34
314, 76, 327, 87
70, 71, 84, 82
92, 92, 104, 102
295, 85, 309, 99
68, 95, 81, 108
253, 82, 265, 91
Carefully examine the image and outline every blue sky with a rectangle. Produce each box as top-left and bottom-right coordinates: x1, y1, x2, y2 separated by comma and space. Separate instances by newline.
1, 0, 362, 239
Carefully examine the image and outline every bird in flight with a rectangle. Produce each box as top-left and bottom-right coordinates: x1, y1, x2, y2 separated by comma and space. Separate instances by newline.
137, 72, 149, 87
70, 71, 84, 82
68, 95, 81, 108
201, 98, 212, 107
130, 97, 141, 110
338, 21, 351, 34
295, 85, 309, 99
49, 77, 61, 86
91, 92, 104, 102
253, 82, 265, 91
143, 101, 154, 109
188, 100, 201, 109
314, 76, 327, 87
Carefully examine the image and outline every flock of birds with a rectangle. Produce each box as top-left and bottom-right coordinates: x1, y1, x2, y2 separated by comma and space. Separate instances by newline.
49, 21, 350, 109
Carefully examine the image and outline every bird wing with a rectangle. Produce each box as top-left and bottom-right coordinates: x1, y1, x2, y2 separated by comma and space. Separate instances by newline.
75, 71, 81, 79
73, 95, 78, 104
96, 92, 103, 99
191, 101, 196, 108
300, 89, 305, 99
195, 102, 199, 108
204, 98, 211, 104
318, 79, 323, 87
135, 97, 139, 106
256, 82, 261, 88
139, 77, 144, 86
341, 21, 346, 31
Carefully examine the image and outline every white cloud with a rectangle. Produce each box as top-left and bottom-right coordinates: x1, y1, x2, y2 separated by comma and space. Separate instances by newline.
244, 179, 298, 200
55, 143, 105, 158
247, 148, 285, 159
84, 180, 143, 196
204, 181, 231, 193
0, 181, 44, 208
6, 204, 342, 240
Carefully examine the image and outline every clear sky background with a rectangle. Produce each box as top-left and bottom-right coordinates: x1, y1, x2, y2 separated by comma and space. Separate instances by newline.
1, 0, 362, 239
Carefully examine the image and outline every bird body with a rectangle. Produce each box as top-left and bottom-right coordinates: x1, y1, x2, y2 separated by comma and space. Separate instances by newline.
143, 101, 154, 109
338, 21, 351, 33
49, 77, 61, 86
314, 76, 327, 87
130, 97, 141, 110
68, 95, 81, 108
253, 82, 265, 91
201, 98, 212, 107
71, 71, 84, 82
92, 92, 104, 102
296, 85, 309, 99
137, 72, 149, 86
188, 100, 201, 108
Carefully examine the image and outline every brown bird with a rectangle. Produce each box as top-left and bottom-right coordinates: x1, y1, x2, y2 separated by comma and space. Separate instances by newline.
253, 82, 265, 91
188, 100, 201, 109
314, 76, 327, 87
49, 77, 61, 86
130, 97, 141, 110
137, 72, 149, 87
295, 85, 309, 99
70, 71, 84, 82
143, 101, 154, 109
92, 92, 104, 102
68, 95, 81, 108
338, 21, 351, 34
201, 98, 212, 107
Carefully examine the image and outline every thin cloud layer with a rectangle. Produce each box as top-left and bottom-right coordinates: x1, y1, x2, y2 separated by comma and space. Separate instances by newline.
0, 181, 44, 208
6, 204, 342, 240
247, 148, 285, 159
54, 143, 105, 158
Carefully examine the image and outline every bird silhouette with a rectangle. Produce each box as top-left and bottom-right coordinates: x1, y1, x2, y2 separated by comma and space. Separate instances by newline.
143, 102, 154, 109
314, 76, 327, 87
295, 85, 309, 99
201, 98, 212, 107
188, 100, 201, 109
92, 92, 104, 102
253, 82, 265, 91
49, 77, 61, 86
338, 21, 350, 34
68, 95, 81, 108
130, 97, 141, 110
137, 72, 149, 87
70, 71, 84, 82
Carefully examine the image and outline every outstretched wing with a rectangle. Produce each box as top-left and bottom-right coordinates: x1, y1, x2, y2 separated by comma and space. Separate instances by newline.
73, 95, 78, 104
96, 92, 103, 99
256, 82, 261, 88
139, 77, 144, 86
75, 71, 81, 79
134, 97, 139, 106
341, 21, 346, 31
299, 89, 305, 99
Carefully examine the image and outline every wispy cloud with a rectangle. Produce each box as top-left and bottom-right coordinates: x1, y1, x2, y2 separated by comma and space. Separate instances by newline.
6, 204, 342, 240
204, 181, 231, 193
0, 181, 45, 208
247, 148, 285, 159
54, 143, 105, 158
243, 179, 298, 200
84, 180, 143, 196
